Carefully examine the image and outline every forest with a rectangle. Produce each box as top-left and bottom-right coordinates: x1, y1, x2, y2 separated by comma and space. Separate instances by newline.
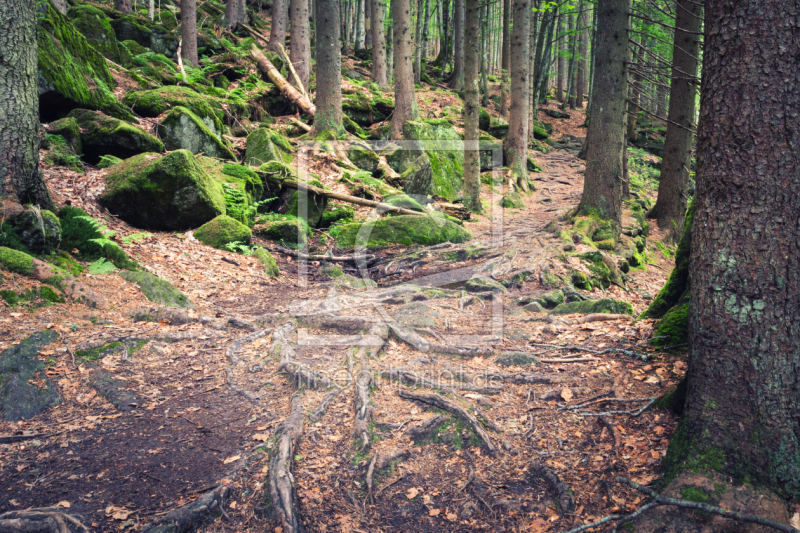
0, 0, 797, 531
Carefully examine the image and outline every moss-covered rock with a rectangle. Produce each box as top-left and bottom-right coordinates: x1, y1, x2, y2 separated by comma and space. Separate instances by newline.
348, 144, 380, 173
100, 150, 226, 230
158, 107, 235, 160
47, 117, 82, 154
401, 120, 465, 202
67, 5, 121, 62
550, 298, 634, 316
400, 154, 434, 197
68, 108, 163, 164
129, 52, 180, 85
465, 276, 508, 293
97, 155, 123, 169
119, 271, 194, 308
537, 289, 565, 309
319, 205, 354, 228
37, 0, 133, 122
323, 265, 378, 290
531, 124, 549, 140
0, 330, 62, 421
43, 133, 84, 173
522, 301, 546, 313
479, 108, 491, 131
382, 194, 426, 213
254, 215, 309, 248
110, 15, 179, 58
12, 209, 61, 254
194, 215, 252, 250
244, 128, 294, 167
479, 134, 504, 170
500, 191, 524, 209
58, 206, 135, 268
0, 247, 35, 276
487, 116, 509, 138
122, 86, 224, 134
255, 248, 279, 277
496, 351, 539, 367
334, 214, 472, 249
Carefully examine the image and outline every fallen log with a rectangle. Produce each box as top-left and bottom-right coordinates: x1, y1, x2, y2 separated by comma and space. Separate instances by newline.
250, 44, 316, 116
269, 396, 305, 533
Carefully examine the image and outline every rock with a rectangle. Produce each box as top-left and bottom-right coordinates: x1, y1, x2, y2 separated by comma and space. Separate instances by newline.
323, 265, 377, 289
129, 306, 193, 325
550, 298, 634, 316
118, 39, 151, 66
0, 247, 35, 276
542, 108, 571, 119
400, 154, 434, 198
562, 284, 588, 303
466, 276, 508, 293
521, 301, 545, 313
254, 216, 309, 248
531, 124, 549, 140
255, 248, 279, 277
100, 150, 226, 230
487, 116, 509, 138
334, 214, 472, 249
381, 194, 426, 213
12, 208, 62, 254
97, 155, 123, 169
348, 144, 380, 173
319, 205, 354, 228
67, 5, 121, 62
68, 109, 163, 164
479, 108, 491, 131
394, 301, 440, 327
122, 86, 223, 134
47, 117, 82, 154
86, 366, 139, 412
537, 289, 565, 308
0, 331, 62, 421
194, 215, 252, 250
119, 271, 194, 308
37, 1, 133, 122
651, 303, 688, 349
500, 191, 524, 209
571, 271, 591, 289
110, 15, 179, 58
158, 106, 235, 160
401, 120, 465, 201
128, 51, 181, 85
245, 128, 283, 166
496, 351, 539, 367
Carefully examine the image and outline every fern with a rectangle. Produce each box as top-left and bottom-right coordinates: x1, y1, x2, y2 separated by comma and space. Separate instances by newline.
224, 241, 255, 255
88, 258, 117, 275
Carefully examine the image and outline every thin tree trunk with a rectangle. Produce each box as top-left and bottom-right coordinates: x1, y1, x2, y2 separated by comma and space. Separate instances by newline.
533, 9, 555, 106
506, 0, 531, 191
342, 0, 352, 55
527, 5, 538, 136
480, 6, 489, 107
647, 0, 701, 240
387, 14, 394, 76
391, 0, 419, 138
365, 0, 372, 47
269, 0, 289, 51
116, 0, 132, 13
463, 0, 481, 212
576, 6, 587, 108
438, 0, 451, 77
314, 0, 343, 133
181, 0, 199, 66
1, 0, 53, 210
371, 0, 388, 85
675, 0, 800, 500
413, 0, 426, 82
575, 0, 628, 228
420, 0, 432, 73
225, 0, 244, 27
148, 0, 154, 20
290, 0, 311, 91
354, 0, 364, 50
446, 0, 464, 89
556, 10, 564, 102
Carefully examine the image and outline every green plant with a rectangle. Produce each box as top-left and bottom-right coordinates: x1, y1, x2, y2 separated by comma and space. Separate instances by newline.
88, 258, 117, 274
73, 216, 123, 260
122, 232, 151, 244
222, 183, 275, 226
224, 240, 256, 255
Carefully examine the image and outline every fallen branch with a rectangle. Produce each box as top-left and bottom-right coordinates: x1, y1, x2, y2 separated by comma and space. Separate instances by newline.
573, 313, 634, 324
0, 508, 90, 532
529, 343, 649, 362
250, 44, 316, 116
398, 390, 499, 455
269, 396, 305, 533
289, 117, 312, 132
277, 42, 309, 100
276, 246, 375, 263
577, 396, 659, 417
0, 433, 57, 444
530, 459, 575, 514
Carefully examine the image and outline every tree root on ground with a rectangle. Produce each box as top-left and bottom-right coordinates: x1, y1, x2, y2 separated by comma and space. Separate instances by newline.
353, 367, 373, 449
530, 459, 575, 514
269, 395, 305, 533
0, 508, 90, 533
310, 387, 345, 422
379, 368, 503, 395
271, 320, 332, 389
141, 486, 229, 533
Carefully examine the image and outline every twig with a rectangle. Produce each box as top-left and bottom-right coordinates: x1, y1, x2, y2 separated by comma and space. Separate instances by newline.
577, 396, 659, 417
221, 256, 240, 267
289, 117, 312, 132
365, 453, 377, 503
566, 396, 650, 411
598, 416, 620, 456
455, 466, 475, 493
522, 413, 536, 440
374, 473, 406, 497
277, 43, 309, 100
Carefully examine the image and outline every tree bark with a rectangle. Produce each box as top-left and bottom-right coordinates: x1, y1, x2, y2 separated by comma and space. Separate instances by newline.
52, 0, 67, 14
575, 0, 628, 229
0, 0, 53, 210
575, 6, 587, 108
556, 10, 564, 102
463, 0, 480, 212
365, 0, 373, 47
269, 0, 289, 51
413, 0, 426, 83
148, 0, 154, 20
446, 0, 464, 89
391, 0, 419, 139
313, 0, 343, 132
672, 0, 800, 501
116, 0, 132, 14
479, 5, 488, 106
647, 0, 701, 241
290, 0, 311, 91
371, 0, 388, 85
499, 0, 510, 116
354, 0, 364, 50
506, 0, 531, 191
181, 0, 199, 66
225, 0, 245, 27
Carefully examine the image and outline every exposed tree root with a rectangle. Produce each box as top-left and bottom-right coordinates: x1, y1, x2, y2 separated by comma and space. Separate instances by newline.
379, 368, 503, 395
225, 328, 272, 365
271, 321, 333, 389
309, 387, 345, 422
0, 508, 90, 533
530, 459, 575, 514
485, 372, 571, 385
598, 416, 620, 456
141, 486, 229, 533
397, 390, 499, 455
269, 395, 305, 533
353, 367, 373, 449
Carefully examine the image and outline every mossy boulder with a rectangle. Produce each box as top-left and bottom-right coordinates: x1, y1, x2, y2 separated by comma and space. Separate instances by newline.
382, 194, 426, 213
522, 301, 546, 313
550, 298, 634, 316
119, 271, 194, 308
255, 248, 279, 277
479, 134, 504, 170
651, 303, 688, 349
244, 128, 294, 167
500, 191, 524, 209
37, 0, 133, 122
110, 15, 179, 58
254, 215, 309, 248
400, 154, 434, 198
194, 215, 252, 250
0, 247, 35, 276
122, 86, 224, 134
158, 107, 235, 160
334, 215, 472, 249
348, 144, 380, 173
319, 205, 354, 228
100, 150, 226, 230
465, 276, 508, 293
47, 117, 82, 154
537, 289, 565, 309
43, 133, 84, 173
68, 109, 163, 164
97, 155, 123, 169
119, 39, 151, 62
128, 52, 180, 85
542, 108, 570, 119
12, 209, 62, 254
487, 116, 509, 138
531, 124, 549, 140
0, 330, 62, 421
283, 189, 328, 229
196, 158, 264, 224
67, 5, 121, 62
479, 108, 491, 131
400, 120, 465, 201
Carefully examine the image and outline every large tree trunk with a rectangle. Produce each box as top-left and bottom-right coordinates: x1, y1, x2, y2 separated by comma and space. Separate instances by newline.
575, 0, 628, 228
463, 0, 480, 212
269, 0, 289, 51
225, 0, 245, 27
647, 0, 701, 241
390, 0, 419, 139
446, 0, 464, 89
181, 0, 199, 66
371, 0, 388, 85
499, 0, 510, 116
0, 0, 53, 211
313, 0, 343, 133
505, 0, 531, 191
116, 0, 132, 14
670, 0, 800, 502
364, 0, 373, 47
290, 0, 311, 91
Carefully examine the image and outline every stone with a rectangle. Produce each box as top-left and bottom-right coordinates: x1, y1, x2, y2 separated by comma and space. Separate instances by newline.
245, 128, 282, 166
129, 306, 193, 325
122, 86, 223, 134
255, 248, 279, 277
496, 351, 539, 367
119, 271, 194, 308
334, 214, 472, 249
194, 215, 252, 250
479, 108, 491, 131
393, 301, 440, 327
401, 120, 465, 201
254, 216, 309, 248
521, 301, 546, 313
47, 117, 82, 154
348, 144, 380, 173
0, 331, 62, 421
382, 194, 426, 213
157, 106, 235, 160
67, 5, 121, 62
0, 247, 35, 276
400, 154, 434, 198
12, 208, 62, 254
500, 191, 524, 209
487, 116, 509, 138
319, 205, 354, 229
100, 150, 226, 231
537, 290, 565, 309
68, 109, 163, 164
465, 276, 508, 293
542, 108, 571, 119
110, 15, 179, 58
550, 298, 634, 316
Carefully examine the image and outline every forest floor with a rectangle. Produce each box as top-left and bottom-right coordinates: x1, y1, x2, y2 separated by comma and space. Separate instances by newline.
0, 103, 685, 532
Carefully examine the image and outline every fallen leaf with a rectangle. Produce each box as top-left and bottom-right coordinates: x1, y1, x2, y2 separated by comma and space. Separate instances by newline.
790, 513, 800, 529
223, 455, 241, 464
561, 388, 573, 402
253, 433, 269, 441
406, 487, 419, 499
8, 499, 20, 507
429, 508, 441, 516
57, 501, 71, 508
105, 505, 132, 520
445, 512, 458, 521
644, 375, 660, 384
86, 415, 99, 422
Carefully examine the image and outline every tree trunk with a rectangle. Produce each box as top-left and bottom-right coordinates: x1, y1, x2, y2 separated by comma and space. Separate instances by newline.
575, 0, 628, 228
314, 0, 343, 133
0, 0, 53, 210
656, 78, 667, 118
354, 0, 364, 50
647, 0, 701, 241
289, 0, 311, 91
365, 0, 372, 47
413, 0, 425, 83
506, 0, 530, 191
499, 0, 510, 115
269, 0, 289, 51
52, 0, 67, 14
391, 0, 419, 139
420, 0, 432, 73
669, 0, 800, 502
181, 0, 199, 66
446, 0, 464, 89
575, 6, 587, 108
386, 16, 394, 75
527, 6, 538, 137
148, 0, 154, 20
480, 6, 488, 107
371, 0, 388, 85
225, 0, 245, 27
564, 10, 577, 110
556, 10, 564, 102
463, 0, 480, 212
438, 0, 451, 78
116, 0, 132, 14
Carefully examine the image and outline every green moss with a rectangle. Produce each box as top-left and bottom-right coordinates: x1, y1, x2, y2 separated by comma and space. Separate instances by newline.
651, 303, 688, 349
74, 341, 122, 362
255, 248, 279, 277
254, 214, 309, 249
550, 298, 634, 316
655, 377, 687, 414
38, 286, 64, 304
158, 106, 235, 160
119, 271, 194, 308
44, 134, 84, 173
319, 205, 354, 229
58, 206, 135, 269
401, 121, 465, 202
1, 290, 20, 307
383, 194, 425, 213
46, 252, 84, 276
68, 109, 163, 161
663, 420, 727, 484
122, 86, 224, 133
0, 247, 35, 276
244, 128, 294, 167
333, 215, 473, 249
194, 215, 252, 250
67, 5, 121, 62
